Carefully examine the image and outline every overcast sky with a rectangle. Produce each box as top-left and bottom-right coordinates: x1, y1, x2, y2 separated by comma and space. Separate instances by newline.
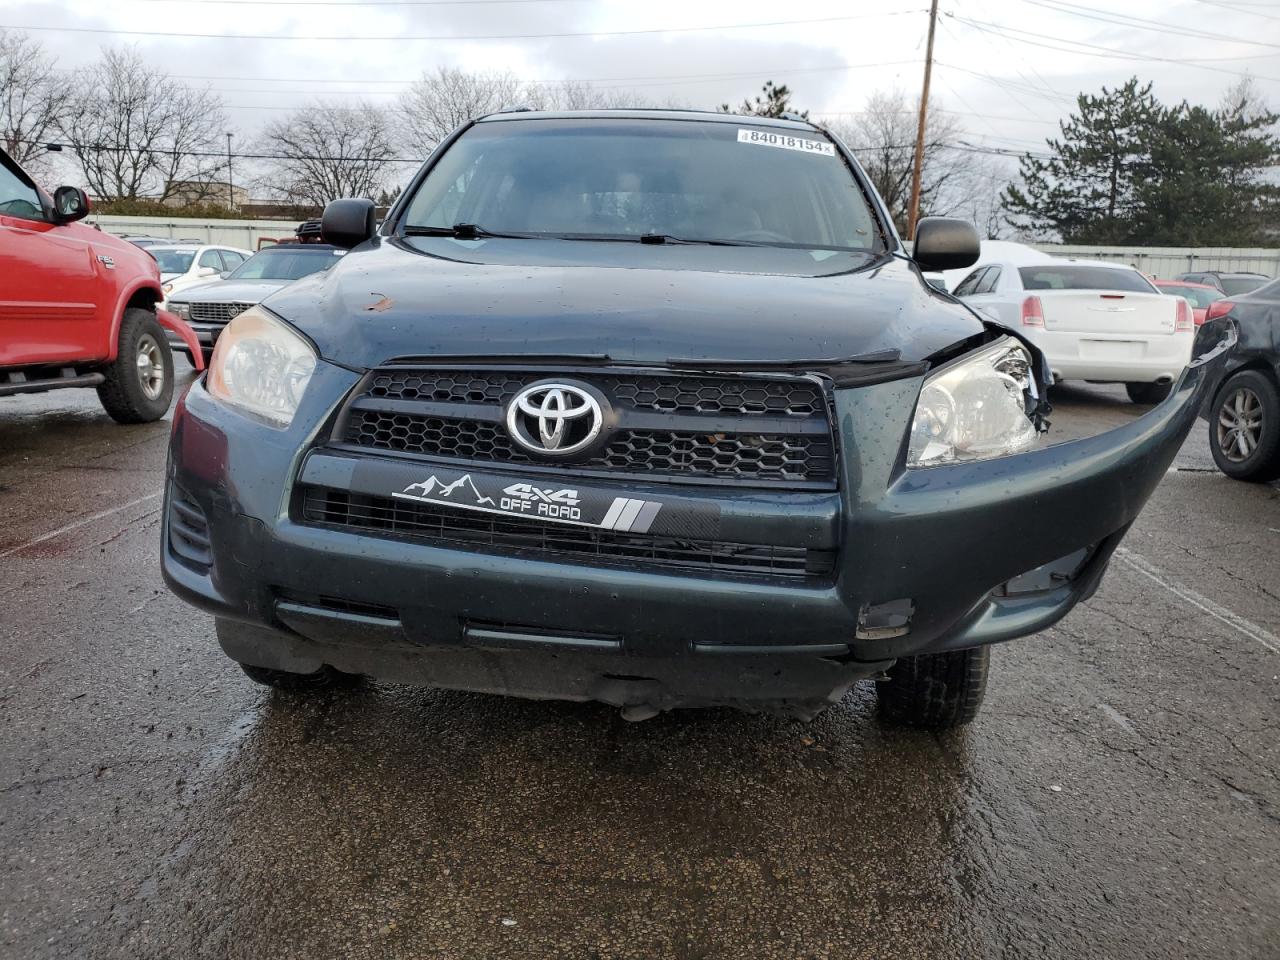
7, 0, 1279, 188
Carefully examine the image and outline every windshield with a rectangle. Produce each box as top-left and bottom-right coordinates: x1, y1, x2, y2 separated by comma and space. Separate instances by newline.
1019, 265, 1155, 292
228, 247, 343, 281
151, 249, 196, 274
1221, 276, 1267, 296
1159, 284, 1224, 308
402, 118, 880, 251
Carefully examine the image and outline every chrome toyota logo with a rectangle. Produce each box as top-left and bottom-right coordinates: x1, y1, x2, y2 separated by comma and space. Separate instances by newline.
505, 381, 605, 456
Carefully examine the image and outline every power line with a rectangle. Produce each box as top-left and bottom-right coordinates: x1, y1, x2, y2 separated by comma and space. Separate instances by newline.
947, 14, 1280, 82
1193, 0, 1280, 19
934, 60, 1077, 106
1024, 0, 1280, 50
0, 10, 924, 42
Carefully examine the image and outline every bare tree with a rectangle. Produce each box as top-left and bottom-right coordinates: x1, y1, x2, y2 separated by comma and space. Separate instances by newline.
0, 30, 73, 178
399, 68, 526, 156
59, 47, 229, 201
827, 89, 965, 235
259, 102, 396, 207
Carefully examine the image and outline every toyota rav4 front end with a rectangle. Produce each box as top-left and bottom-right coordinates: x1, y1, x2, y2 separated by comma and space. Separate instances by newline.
161, 110, 1234, 728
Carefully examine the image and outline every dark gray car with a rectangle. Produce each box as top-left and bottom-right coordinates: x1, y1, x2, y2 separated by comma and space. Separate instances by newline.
166, 243, 345, 362
160, 110, 1237, 729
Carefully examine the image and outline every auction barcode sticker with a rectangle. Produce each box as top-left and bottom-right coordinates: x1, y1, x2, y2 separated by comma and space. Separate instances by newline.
737, 129, 835, 156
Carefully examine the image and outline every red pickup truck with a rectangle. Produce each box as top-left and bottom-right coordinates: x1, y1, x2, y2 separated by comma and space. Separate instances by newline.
0, 147, 203, 422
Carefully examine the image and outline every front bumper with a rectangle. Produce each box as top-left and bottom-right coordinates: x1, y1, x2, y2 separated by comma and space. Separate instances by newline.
161, 324, 1235, 714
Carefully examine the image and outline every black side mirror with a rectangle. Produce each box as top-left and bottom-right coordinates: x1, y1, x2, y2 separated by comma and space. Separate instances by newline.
320, 198, 376, 249
912, 217, 979, 273
52, 186, 90, 224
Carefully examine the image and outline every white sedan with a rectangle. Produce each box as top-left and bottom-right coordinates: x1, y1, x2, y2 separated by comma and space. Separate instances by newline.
952, 259, 1195, 404
149, 244, 253, 302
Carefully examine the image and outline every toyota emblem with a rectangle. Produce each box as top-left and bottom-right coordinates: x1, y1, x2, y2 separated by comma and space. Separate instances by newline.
505, 381, 606, 456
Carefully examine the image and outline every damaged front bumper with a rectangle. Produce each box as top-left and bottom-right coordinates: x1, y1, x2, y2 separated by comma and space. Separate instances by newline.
161, 323, 1235, 717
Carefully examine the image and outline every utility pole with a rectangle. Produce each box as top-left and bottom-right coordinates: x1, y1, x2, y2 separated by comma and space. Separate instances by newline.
907, 0, 939, 240
226, 132, 234, 210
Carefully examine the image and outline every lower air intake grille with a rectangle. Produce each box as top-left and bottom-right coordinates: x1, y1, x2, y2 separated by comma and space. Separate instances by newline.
168, 485, 211, 573
300, 487, 835, 582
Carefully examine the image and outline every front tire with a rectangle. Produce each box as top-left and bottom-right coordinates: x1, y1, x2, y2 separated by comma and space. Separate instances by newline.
876, 646, 990, 729
1125, 381, 1172, 404
97, 308, 173, 423
239, 662, 362, 692
1210, 370, 1280, 483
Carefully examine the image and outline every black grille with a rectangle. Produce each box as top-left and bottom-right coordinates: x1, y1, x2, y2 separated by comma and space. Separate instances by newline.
339, 368, 836, 487
167, 486, 211, 573
346, 411, 829, 483
367, 370, 824, 416
189, 301, 254, 325
300, 487, 835, 582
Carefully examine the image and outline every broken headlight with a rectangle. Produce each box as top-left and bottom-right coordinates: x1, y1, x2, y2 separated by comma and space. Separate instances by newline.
206, 306, 316, 427
907, 337, 1040, 467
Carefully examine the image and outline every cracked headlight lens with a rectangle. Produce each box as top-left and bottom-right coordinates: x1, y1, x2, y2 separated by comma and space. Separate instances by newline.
206, 306, 316, 427
908, 337, 1039, 467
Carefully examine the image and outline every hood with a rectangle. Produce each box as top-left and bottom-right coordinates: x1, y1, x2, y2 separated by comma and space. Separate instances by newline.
263, 237, 987, 370
160, 272, 181, 282
173, 279, 289, 305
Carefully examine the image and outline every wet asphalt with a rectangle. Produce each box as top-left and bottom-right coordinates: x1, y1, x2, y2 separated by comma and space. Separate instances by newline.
1, 364, 1277, 960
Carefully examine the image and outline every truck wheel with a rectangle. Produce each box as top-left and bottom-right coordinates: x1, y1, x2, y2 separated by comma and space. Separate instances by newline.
1125, 381, 1172, 404
97, 308, 174, 423
876, 646, 990, 729
240, 662, 362, 691
1210, 370, 1280, 483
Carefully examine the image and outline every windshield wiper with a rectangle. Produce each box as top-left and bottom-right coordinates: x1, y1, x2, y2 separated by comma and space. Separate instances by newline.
637, 233, 755, 246
403, 223, 537, 240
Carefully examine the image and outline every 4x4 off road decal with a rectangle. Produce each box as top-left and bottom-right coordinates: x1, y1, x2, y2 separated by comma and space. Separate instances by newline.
391, 472, 662, 532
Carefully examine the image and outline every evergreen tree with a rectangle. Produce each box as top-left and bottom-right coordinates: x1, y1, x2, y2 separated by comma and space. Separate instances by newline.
719, 81, 807, 120
1003, 78, 1160, 243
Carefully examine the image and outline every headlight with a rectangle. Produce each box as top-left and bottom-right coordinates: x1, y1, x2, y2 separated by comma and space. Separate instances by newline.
206, 306, 316, 427
907, 338, 1040, 467
169, 301, 190, 320
162, 282, 173, 294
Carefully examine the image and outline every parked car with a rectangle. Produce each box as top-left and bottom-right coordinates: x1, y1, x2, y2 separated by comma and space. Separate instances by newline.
161, 109, 1233, 729
1152, 279, 1224, 325
165, 243, 346, 363
1201, 279, 1280, 482
953, 259, 1195, 403
149, 243, 253, 301
117, 234, 202, 249
0, 146, 203, 421
1175, 271, 1270, 297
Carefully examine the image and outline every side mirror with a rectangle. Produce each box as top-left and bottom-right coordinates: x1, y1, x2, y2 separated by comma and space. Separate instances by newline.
321, 198, 376, 249
197, 266, 219, 277
912, 217, 979, 273
219, 270, 231, 280
52, 186, 90, 224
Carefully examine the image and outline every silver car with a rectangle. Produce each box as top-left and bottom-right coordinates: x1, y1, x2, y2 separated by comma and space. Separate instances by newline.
166, 243, 346, 362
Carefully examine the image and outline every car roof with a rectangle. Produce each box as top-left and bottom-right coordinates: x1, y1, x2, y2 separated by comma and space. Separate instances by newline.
148, 244, 201, 252
1154, 279, 1217, 289
475, 108, 820, 132
253, 243, 343, 253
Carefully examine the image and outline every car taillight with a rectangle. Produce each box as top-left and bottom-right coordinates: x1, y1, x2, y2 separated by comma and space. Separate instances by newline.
1204, 300, 1235, 323
1174, 298, 1194, 332
1020, 296, 1044, 327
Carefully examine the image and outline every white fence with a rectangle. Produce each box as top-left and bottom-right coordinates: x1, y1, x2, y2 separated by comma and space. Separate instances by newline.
86, 214, 304, 249
1030, 244, 1279, 279
87, 215, 1280, 278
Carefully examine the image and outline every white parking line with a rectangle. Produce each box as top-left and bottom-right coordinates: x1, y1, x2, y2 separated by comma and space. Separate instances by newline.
1115, 546, 1280, 656
0, 491, 163, 561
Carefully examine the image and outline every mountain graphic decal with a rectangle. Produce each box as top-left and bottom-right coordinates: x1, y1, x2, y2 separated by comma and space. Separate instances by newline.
401, 474, 494, 507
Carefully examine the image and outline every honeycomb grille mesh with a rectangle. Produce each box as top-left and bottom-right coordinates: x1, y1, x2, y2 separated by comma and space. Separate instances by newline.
366, 370, 823, 417
346, 410, 831, 483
